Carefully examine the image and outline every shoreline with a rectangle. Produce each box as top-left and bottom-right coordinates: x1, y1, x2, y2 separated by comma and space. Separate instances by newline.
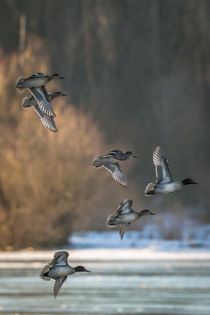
0, 248, 210, 261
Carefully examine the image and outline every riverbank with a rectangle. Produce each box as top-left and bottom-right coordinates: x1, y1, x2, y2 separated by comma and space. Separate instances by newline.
1, 247, 210, 262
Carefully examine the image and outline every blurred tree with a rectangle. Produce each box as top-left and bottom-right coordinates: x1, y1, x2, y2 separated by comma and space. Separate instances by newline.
0, 0, 209, 248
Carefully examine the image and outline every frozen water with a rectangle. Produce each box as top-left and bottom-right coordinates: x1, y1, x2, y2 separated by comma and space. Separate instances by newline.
0, 251, 210, 314
69, 223, 210, 250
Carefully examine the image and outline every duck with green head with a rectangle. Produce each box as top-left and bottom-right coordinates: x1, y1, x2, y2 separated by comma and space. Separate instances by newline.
21, 91, 67, 132
92, 149, 138, 187
40, 251, 90, 297
107, 199, 155, 239
145, 145, 197, 196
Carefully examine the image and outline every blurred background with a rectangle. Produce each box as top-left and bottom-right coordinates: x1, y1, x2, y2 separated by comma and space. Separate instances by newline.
0, 0, 210, 250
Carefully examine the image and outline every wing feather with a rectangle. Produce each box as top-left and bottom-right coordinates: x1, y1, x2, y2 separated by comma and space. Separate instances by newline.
40, 116, 57, 132
115, 199, 132, 215
29, 86, 56, 118
153, 145, 172, 183
102, 162, 128, 187
119, 224, 128, 240
53, 251, 69, 265
33, 105, 57, 132
54, 276, 67, 298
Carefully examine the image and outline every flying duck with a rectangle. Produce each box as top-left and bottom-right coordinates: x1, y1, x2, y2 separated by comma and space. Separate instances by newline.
21, 92, 66, 132
40, 251, 90, 298
145, 145, 197, 196
91, 150, 138, 187
106, 199, 155, 239
16, 72, 64, 89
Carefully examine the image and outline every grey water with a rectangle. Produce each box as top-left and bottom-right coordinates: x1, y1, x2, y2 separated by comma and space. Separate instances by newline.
0, 257, 210, 315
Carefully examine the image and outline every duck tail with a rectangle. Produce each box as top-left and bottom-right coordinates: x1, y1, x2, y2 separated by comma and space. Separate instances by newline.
106, 215, 116, 227
40, 264, 51, 281
145, 183, 155, 196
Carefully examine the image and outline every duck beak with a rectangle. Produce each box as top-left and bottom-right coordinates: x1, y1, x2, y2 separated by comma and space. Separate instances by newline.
133, 155, 139, 158
61, 92, 67, 96
84, 269, 91, 272
59, 76, 65, 79
150, 212, 156, 215
192, 181, 198, 184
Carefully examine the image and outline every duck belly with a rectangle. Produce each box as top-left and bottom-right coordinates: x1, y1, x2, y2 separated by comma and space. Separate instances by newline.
48, 266, 72, 279
118, 213, 137, 224
156, 182, 182, 194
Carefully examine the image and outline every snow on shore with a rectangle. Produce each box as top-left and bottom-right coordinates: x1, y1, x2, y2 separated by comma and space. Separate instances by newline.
1, 247, 210, 263
1, 221, 210, 262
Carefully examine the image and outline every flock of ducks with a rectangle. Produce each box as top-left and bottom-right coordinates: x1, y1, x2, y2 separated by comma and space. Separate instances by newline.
16, 73, 66, 132
16, 72, 197, 297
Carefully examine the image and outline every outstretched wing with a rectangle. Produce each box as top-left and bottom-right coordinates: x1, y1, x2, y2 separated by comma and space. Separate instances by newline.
29, 86, 56, 118
102, 162, 128, 187
115, 199, 132, 215
40, 115, 57, 132
54, 276, 67, 298
153, 145, 172, 184
53, 251, 69, 265
33, 105, 57, 132
119, 224, 128, 240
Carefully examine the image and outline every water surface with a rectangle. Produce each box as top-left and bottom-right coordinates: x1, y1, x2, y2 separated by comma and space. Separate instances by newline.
0, 251, 210, 315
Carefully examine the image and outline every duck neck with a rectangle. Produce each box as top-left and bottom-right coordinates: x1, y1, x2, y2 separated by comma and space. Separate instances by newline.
125, 152, 132, 158
137, 211, 144, 218
67, 265, 76, 275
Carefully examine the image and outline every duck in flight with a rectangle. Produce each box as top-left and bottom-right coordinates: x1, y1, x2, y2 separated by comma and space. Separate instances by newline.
16, 72, 65, 118
16, 72, 64, 89
21, 91, 67, 132
145, 145, 197, 196
92, 150, 138, 187
40, 251, 90, 298
106, 199, 155, 239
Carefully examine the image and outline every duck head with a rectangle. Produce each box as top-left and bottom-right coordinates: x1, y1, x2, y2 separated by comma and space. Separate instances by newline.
181, 178, 198, 185
48, 91, 67, 100
51, 73, 65, 79
52, 91, 67, 97
75, 266, 90, 273
125, 151, 139, 158
139, 209, 156, 216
